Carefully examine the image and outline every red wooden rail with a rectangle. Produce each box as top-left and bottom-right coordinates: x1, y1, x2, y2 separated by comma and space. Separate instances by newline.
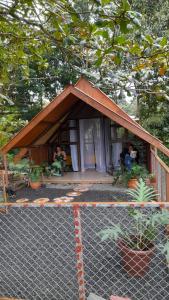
151, 147, 169, 202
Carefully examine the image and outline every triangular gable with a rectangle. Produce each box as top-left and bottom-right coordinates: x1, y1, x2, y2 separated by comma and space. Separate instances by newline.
75, 76, 160, 140
1, 77, 169, 157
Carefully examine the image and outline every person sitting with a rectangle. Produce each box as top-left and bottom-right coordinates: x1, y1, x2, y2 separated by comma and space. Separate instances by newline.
52, 146, 67, 176
120, 143, 139, 172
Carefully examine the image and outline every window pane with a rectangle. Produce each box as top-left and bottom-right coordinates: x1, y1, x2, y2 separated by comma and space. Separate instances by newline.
117, 127, 125, 138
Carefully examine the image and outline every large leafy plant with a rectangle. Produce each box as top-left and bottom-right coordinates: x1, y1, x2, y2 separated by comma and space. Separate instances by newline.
123, 164, 148, 183
8, 158, 30, 174
98, 179, 169, 251
29, 164, 43, 182
127, 179, 157, 202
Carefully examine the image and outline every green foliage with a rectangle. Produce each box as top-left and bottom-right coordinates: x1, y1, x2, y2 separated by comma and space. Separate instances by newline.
0, 114, 25, 147
127, 178, 157, 202
8, 158, 30, 173
0, 0, 169, 161
29, 164, 43, 182
51, 160, 62, 175
98, 180, 169, 251
123, 164, 148, 183
160, 240, 169, 263
8, 158, 43, 182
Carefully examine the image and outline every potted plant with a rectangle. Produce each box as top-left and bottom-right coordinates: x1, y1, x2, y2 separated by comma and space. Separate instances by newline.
98, 179, 169, 277
29, 164, 43, 189
149, 173, 156, 183
124, 164, 148, 189
41, 162, 51, 178
148, 173, 157, 190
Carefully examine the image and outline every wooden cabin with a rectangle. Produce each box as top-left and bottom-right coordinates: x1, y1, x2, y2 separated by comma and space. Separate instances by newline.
1, 77, 169, 199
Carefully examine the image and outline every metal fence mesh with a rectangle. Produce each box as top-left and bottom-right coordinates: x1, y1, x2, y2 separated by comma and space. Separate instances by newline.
81, 207, 169, 300
0, 207, 78, 300
0, 204, 169, 300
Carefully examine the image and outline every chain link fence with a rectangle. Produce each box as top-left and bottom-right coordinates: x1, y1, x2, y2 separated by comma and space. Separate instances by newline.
0, 202, 169, 300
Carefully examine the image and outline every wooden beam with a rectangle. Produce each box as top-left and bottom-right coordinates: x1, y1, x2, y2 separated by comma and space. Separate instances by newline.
29, 122, 54, 146
41, 121, 55, 125
1, 85, 74, 153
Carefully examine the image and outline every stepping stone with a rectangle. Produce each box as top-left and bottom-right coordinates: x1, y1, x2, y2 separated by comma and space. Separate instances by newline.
110, 296, 131, 300
66, 191, 81, 197
87, 293, 106, 300
74, 187, 89, 192
33, 198, 49, 204
16, 198, 29, 203
53, 196, 74, 202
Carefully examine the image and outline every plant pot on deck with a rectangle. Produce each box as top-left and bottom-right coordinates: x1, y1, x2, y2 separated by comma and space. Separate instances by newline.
127, 178, 138, 189
29, 164, 43, 189
118, 239, 154, 277
29, 181, 41, 189
150, 176, 156, 184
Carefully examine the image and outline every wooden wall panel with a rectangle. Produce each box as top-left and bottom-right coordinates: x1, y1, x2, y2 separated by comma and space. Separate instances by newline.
29, 145, 49, 165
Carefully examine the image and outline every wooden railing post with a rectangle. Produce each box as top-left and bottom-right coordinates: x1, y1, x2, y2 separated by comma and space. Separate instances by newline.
3, 154, 8, 187
73, 205, 86, 300
166, 172, 169, 202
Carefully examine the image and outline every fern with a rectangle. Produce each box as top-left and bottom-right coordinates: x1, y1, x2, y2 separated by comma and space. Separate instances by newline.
127, 178, 158, 202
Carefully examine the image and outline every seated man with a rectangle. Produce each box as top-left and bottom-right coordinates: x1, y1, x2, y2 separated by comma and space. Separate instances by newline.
121, 144, 139, 172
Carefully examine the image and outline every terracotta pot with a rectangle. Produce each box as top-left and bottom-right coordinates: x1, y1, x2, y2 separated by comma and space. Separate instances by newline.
30, 181, 41, 189
127, 178, 138, 189
118, 239, 154, 277
150, 177, 156, 184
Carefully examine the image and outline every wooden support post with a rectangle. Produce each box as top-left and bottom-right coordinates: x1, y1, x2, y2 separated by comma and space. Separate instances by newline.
153, 147, 159, 198
147, 144, 152, 173
166, 172, 169, 202
165, 172, 169, 237
2, 171, 7, 203
73, 205, 86, 300
3, 154, 8, 187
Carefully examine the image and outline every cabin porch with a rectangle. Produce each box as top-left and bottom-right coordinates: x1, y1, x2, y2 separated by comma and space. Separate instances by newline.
42, 170, 113, 184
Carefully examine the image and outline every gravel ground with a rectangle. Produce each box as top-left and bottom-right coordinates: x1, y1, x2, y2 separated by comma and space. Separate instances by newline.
46, 183, 128, 192
0, 206, 168, 300
13, 186, 131, 202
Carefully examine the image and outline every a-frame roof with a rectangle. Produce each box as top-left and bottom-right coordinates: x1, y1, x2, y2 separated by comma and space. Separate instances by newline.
1, 76, 169, 157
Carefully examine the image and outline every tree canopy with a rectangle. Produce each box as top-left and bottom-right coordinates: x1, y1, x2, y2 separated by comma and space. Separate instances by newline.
0, 0, 169, 153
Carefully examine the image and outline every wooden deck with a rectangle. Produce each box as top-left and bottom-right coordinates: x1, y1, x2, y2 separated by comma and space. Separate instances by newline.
42, 170, 112, 184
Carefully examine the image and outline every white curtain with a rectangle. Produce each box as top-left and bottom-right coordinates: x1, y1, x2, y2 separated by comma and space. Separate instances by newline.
79, 119, 106, 172
69, 121, 79, 171
112, 142, 122, 170
70, 145, 79, 171
104, 118, 111, 170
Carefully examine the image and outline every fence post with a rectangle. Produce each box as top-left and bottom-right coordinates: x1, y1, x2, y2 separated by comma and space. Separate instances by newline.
166, 172, 169, 202
73, 205, 86, 300
165, 172, 169, 237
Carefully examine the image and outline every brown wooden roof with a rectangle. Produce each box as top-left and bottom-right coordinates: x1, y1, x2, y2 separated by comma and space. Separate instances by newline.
1, 76, 169, 157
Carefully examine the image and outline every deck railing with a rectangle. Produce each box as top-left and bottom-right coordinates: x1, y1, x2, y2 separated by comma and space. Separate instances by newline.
0, 202, 169, 300
151, 148, 169, 202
